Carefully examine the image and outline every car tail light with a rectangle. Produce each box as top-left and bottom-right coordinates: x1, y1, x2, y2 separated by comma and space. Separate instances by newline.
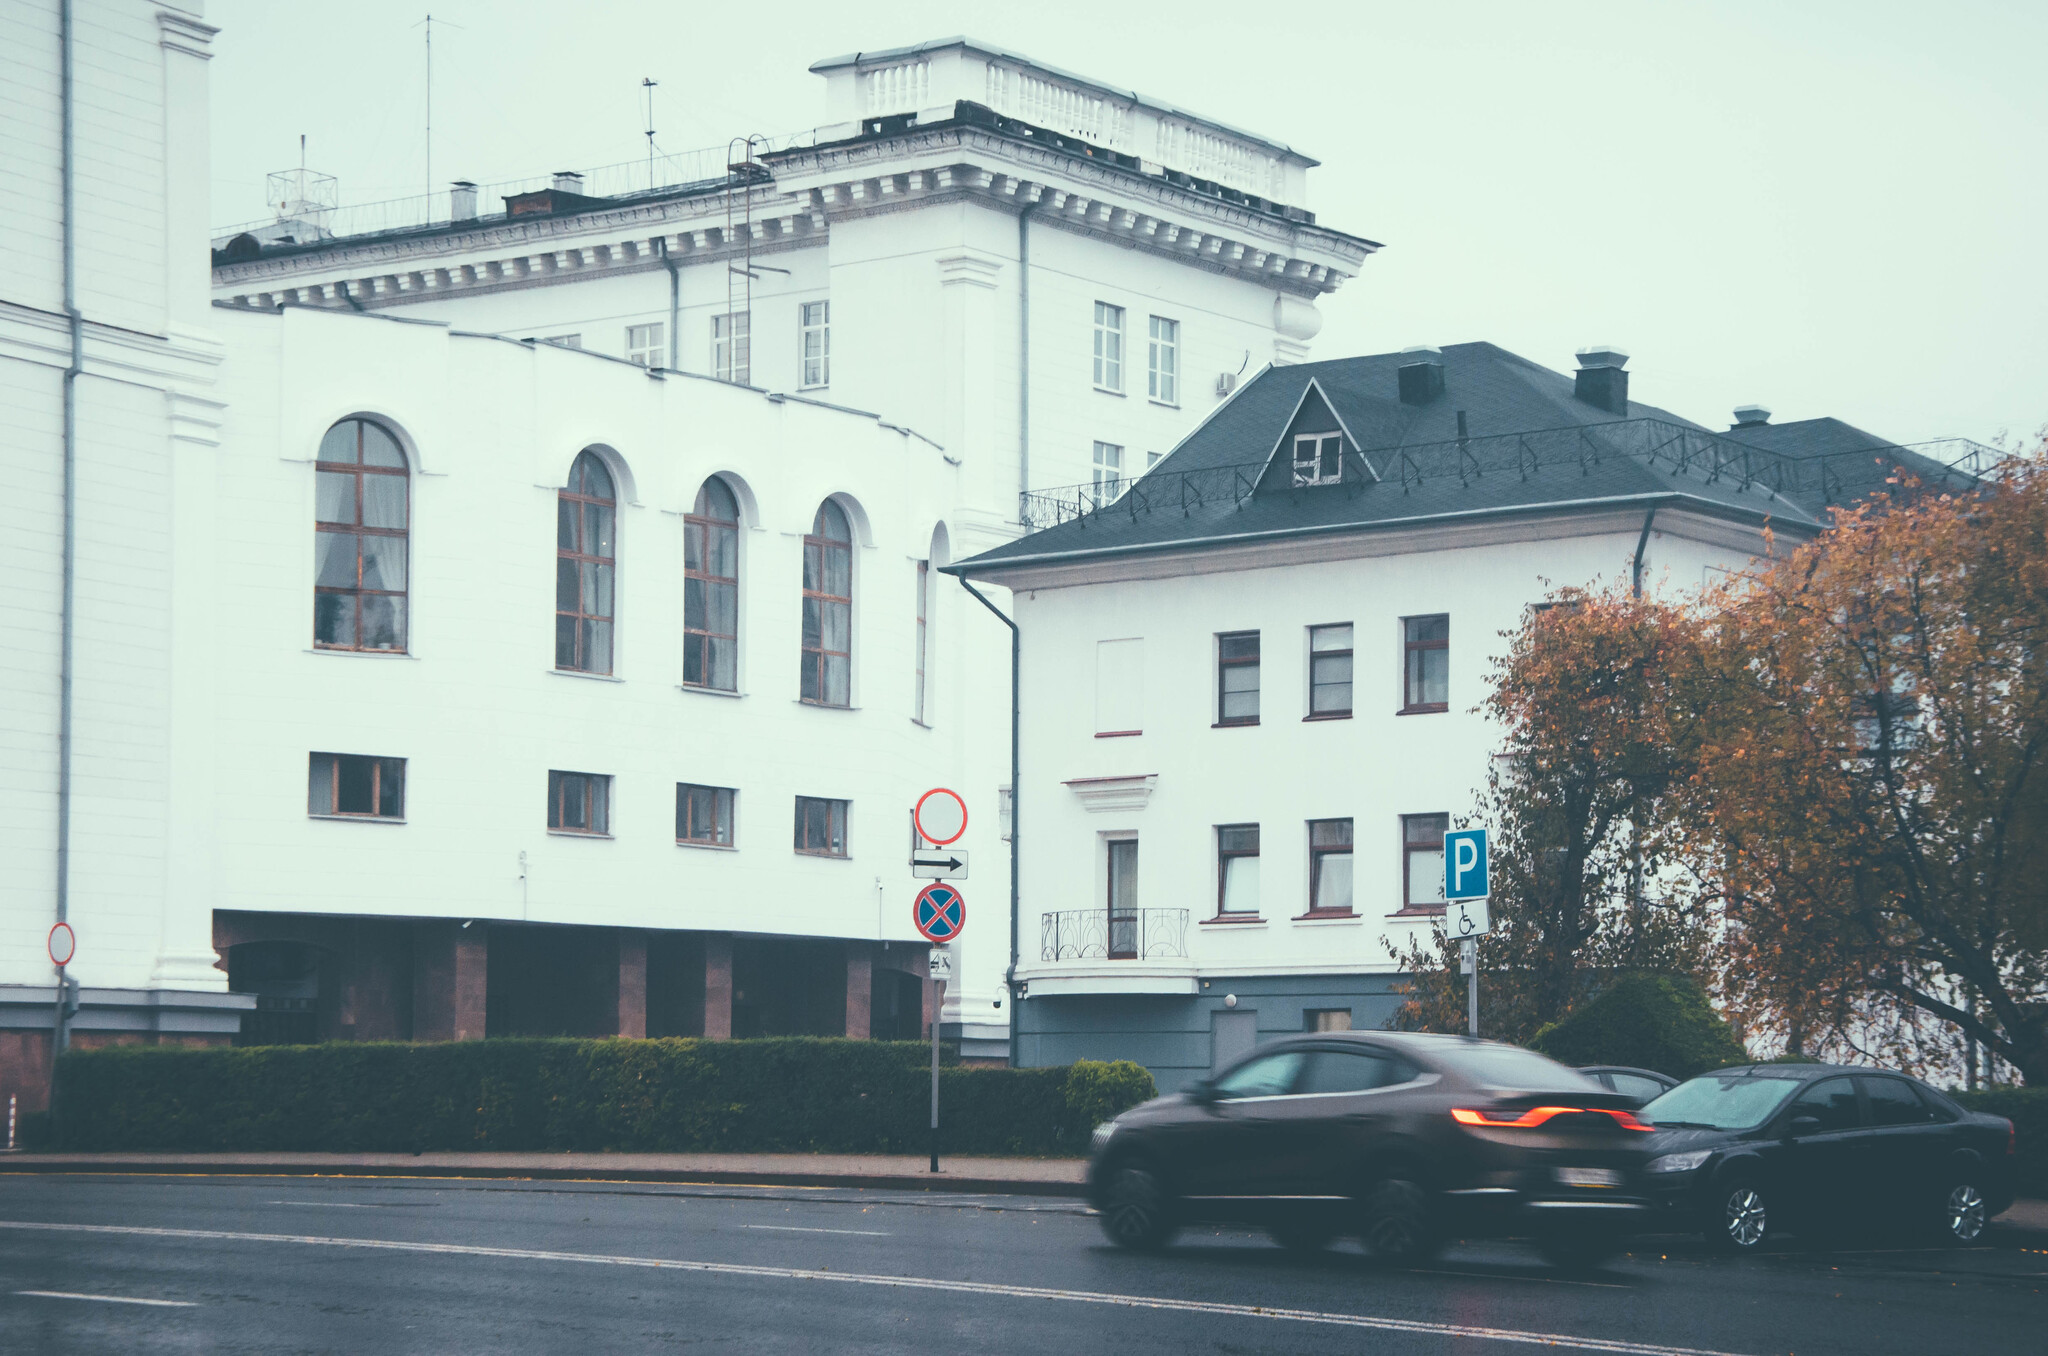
1451, 1106, 1654, 1132
2007, 1120, 2017, 1156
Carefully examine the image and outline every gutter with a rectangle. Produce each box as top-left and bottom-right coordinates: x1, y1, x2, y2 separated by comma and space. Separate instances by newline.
956, 580, 1021, 1070
55, 0, 80, 1066
1016, 202, 1038, 515
1631, 504, 1659, 598
661, 238, 680, 368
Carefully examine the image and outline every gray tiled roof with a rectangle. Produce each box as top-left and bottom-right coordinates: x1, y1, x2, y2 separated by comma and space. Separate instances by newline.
958, 343, 1967, 574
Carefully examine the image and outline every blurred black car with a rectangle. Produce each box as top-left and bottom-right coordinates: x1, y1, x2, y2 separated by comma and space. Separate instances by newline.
1638, 1063, 2016, 1251
1086, 1031, 1658, 1267
1578, 1066, 1678, 1107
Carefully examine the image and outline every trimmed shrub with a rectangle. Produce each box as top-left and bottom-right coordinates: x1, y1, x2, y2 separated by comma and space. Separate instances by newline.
45, 1038, 1156, 1157
1957, 1087, 2048, 1198
1530, 973, 1748, 1081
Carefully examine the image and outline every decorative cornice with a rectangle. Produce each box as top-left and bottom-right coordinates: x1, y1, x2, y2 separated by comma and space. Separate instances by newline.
157, 9, 219, 58
1064, 773, 1157, 812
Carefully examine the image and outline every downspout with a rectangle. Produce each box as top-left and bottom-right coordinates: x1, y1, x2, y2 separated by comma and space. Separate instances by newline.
1631, 504, 1658, 599
55, 0, 81, 1068
958, 578, 1020, 1069
661, 237, 679, 369
1017, 203, 1038, 519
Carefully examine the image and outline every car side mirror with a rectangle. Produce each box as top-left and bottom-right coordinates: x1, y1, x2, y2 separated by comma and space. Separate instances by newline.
1191, 1080, 1221, 1106
1787, 1115, 1822, 1139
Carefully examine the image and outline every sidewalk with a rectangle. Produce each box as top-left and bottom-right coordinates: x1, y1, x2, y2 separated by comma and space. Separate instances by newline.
0, 1151, 1090, 1197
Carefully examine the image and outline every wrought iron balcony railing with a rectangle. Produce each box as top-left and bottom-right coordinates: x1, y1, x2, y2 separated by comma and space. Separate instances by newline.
1041, 908, 1190, 962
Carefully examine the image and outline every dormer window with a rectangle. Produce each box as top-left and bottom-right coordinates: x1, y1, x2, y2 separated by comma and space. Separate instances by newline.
1293, 433, 1343, 486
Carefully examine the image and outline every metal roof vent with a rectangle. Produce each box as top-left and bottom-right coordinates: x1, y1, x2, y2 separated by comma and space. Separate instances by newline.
1397, 345, 1445, 405
552, 170, 585, 194
449, 181, 478, 222
1573, 347, 1629, 414
1731, 404, 1772, 428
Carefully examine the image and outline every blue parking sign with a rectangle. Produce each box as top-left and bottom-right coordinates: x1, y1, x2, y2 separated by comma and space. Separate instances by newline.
1444, 828, 1488, 901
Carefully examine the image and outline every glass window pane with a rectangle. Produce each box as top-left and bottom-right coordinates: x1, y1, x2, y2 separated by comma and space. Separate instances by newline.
308, 754, 335, 814
1408, 615, 1448, 644
1311, 819, 1353, 848
1298, 1049, 1392, 1095
710, 524, 738, 577
800, 655, 821, 702
823, 546, 850, 596
1311, 625, 1353, 653
1311, 680, 1353, 715
683, 577, 706, 630
360, 594, 404, 650
360, 535, 406, 592
1221, 665, 1259, 695
683, 637, 705, 686
1215, 1050, 1303, 1098
1221, 689, 1258, 721
317, 423, 358, 465
709, 637, 737, 691
560, 777, 588, 830
584, 619, 613, 674
1405, 814, 1449, 846
821, 599, 850, 652
1316, 851, 1354, 912
361, 474, 406, 529
315, 593, 355, 648
316, 471, 357, 524
1420, 648, 1449, 705
1221, 856, 1260, 913
315, 531, 358, 587
684, 522, 704, 574
1788, 1078, 1861, 1132
1108, 839, 1138, 910
1409, 848, 1445, 907
555, 615, 578, 668
582, 560, 613, 618
590, 779, 609, 834
825, 653, 850, 706
586, 503, 614, 558
336, 756, 375, 814
558, 496, 576, 550
1864, 1078, 1935, 1126
709, 581, 737, 635
1219, 634, 1259, 661
802, 597, 821, 648
378, 759, 405, 818
557, 557, 580, 612
1219, 825, 1259, 854
360, 422, 405, 468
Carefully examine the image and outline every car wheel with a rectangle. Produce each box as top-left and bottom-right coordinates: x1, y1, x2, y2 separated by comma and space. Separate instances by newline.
1267, 1220, 1338, 1254
1358, 1177, 1442, 1264
1099, 1163, 1177, 1252
1535, 1226, 1623, 1271
1708, 1178, 1771, 1253
1936, 1177, 1988, 1245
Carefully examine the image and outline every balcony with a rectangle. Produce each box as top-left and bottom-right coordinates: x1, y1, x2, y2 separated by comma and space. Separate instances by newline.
1041, 908, 1189, 962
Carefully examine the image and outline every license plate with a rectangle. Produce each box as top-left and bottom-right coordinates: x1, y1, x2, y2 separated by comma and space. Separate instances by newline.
1555, 1167, 1624, 1188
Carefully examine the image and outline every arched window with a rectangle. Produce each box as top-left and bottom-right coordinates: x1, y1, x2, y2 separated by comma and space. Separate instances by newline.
800, 499, 852, 706
314, 418, 408, 651
684, 477, 740, 690
557, 451, 616, 673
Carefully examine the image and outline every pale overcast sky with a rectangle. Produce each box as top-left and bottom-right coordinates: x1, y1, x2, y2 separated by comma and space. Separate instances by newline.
207, 0, 2046, 448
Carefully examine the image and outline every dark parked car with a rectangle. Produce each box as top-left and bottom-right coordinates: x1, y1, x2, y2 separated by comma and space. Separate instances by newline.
1638, 1063, 2016, 1251
1578, 1065, 1679, 1107
1087, 1031, 1658, 1267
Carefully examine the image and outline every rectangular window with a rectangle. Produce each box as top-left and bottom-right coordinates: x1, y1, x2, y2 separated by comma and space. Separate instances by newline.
1147, 315, 1179, 405
1093, 301, 1125, 392
1107, 838, 1139, 958
794, 795, 848, 857
625, 323, 665, 368
542, 333, 583, 349
913, 560, 930, 723
676, 783, 735, 847
1308, 818, 1354, 915
1217, 631, 1260, 725
1403, 614, 1450, 712
1309, 624, 1353, 718
799, 300, 830, 388
1217, 824, 1260, 916
308, 753, 404, 820
1090, 441, 1125, 507
713, 312, 751, 384
1402, 813, 1449, 913
1293, 432, 1343, 486
1305, 1009, 1353, 1032
1095, 637, 1143, 736
548, 770, 610, 835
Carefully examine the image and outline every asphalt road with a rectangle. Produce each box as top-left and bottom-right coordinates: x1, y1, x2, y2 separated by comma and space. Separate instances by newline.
0, 1174, 2039, 1354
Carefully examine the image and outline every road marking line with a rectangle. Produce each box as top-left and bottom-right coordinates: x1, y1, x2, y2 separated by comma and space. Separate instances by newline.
269, 1200, 378, 1208
1413, 1267, 1626, 1290
740, 1224, 891, 1236
16, 1290, 196, 1308
0, 1220, 1750, 1356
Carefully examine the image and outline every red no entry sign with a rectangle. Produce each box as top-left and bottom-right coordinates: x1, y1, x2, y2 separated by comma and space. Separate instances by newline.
913, 883, 965, 944
913, 787, 967, 847
48, 921, 76, 967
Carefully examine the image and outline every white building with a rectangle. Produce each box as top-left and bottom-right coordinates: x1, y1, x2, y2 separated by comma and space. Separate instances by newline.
1, 5, 1378, 1109
954, 342, 1973, 1092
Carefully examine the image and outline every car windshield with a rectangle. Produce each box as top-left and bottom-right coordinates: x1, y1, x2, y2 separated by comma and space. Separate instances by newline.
1439, 1043, 1596, 1090
1643, 1074, 1804, 1130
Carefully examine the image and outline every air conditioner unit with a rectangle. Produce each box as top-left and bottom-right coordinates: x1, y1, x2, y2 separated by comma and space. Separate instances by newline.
1215, 372, 1237, 397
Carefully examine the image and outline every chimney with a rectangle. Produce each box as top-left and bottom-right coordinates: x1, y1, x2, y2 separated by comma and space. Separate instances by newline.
1574, 347, 1629, 414
1396, 345, 1445, 405
1731, 404, 1772, 428
450, 181, 478, 221
552, 170, 585, 194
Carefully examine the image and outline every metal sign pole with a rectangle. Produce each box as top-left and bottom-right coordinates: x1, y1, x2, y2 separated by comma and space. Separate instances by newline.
1465, 940, 1478, 1037
929, 974, 944, 1173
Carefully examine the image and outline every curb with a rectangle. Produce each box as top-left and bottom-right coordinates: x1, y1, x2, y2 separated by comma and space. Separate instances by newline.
0, 1159, 1087, 1198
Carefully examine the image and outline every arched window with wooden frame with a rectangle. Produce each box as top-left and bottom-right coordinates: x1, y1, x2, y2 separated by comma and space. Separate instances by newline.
557, 450, 616, 673
800, 499, 852, 707
683, 476, 740, 690
314, 417, 409, 651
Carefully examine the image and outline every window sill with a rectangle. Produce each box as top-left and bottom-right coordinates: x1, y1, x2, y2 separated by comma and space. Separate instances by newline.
1200, 915, 1265, 927
1095, 730, 1142, 739
910, 718, 933, 730
551, 668, 623, 683
1291, 911, 1364, 925
794, 851, 850, 861
547, 829, 614, 840
1211, 719, 1259, 729
1303, 712, 1352, 722
795, 699, 857, 711
679, 684, 743, 699
308, 813, 406, 825
1396, 705, 1449, 716
1388, 907, 1447, 919
1148, 398, 1181, 410
676, 840, 737, 852
1093, 385, 1126, 398
306, 648, 417, 660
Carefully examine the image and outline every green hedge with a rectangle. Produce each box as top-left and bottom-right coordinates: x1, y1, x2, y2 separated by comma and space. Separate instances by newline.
38, 1039, 1154, 1157
1957, 1087, 2048, 1198
1530, 973, 1748, 1081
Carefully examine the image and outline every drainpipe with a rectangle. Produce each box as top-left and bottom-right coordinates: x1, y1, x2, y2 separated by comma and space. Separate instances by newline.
54, 0, 81, 1077
1631, 504, 1659, 599
1016, 203, 1038, 519
957, 578, 1020, 1069
661, 237, 680, 369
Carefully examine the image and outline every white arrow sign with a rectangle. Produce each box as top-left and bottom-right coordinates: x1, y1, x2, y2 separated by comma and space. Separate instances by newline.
911, 849, 969, 880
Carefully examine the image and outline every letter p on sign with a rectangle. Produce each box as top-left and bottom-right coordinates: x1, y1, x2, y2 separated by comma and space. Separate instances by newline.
1444, 828, 1488, 901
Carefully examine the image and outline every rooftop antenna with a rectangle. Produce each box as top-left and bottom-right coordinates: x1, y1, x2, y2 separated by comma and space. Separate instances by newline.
642, 78, 658, 190
413, 13, 464, 212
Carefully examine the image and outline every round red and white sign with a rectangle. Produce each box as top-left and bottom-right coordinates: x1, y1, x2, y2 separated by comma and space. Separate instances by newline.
48, 921, 77, 968
913, 787, 968, 847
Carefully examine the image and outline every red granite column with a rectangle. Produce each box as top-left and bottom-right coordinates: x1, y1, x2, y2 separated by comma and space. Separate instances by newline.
617, 930, 648, 1038
844, 942, 873, 1039
703, 933, 733, 1040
